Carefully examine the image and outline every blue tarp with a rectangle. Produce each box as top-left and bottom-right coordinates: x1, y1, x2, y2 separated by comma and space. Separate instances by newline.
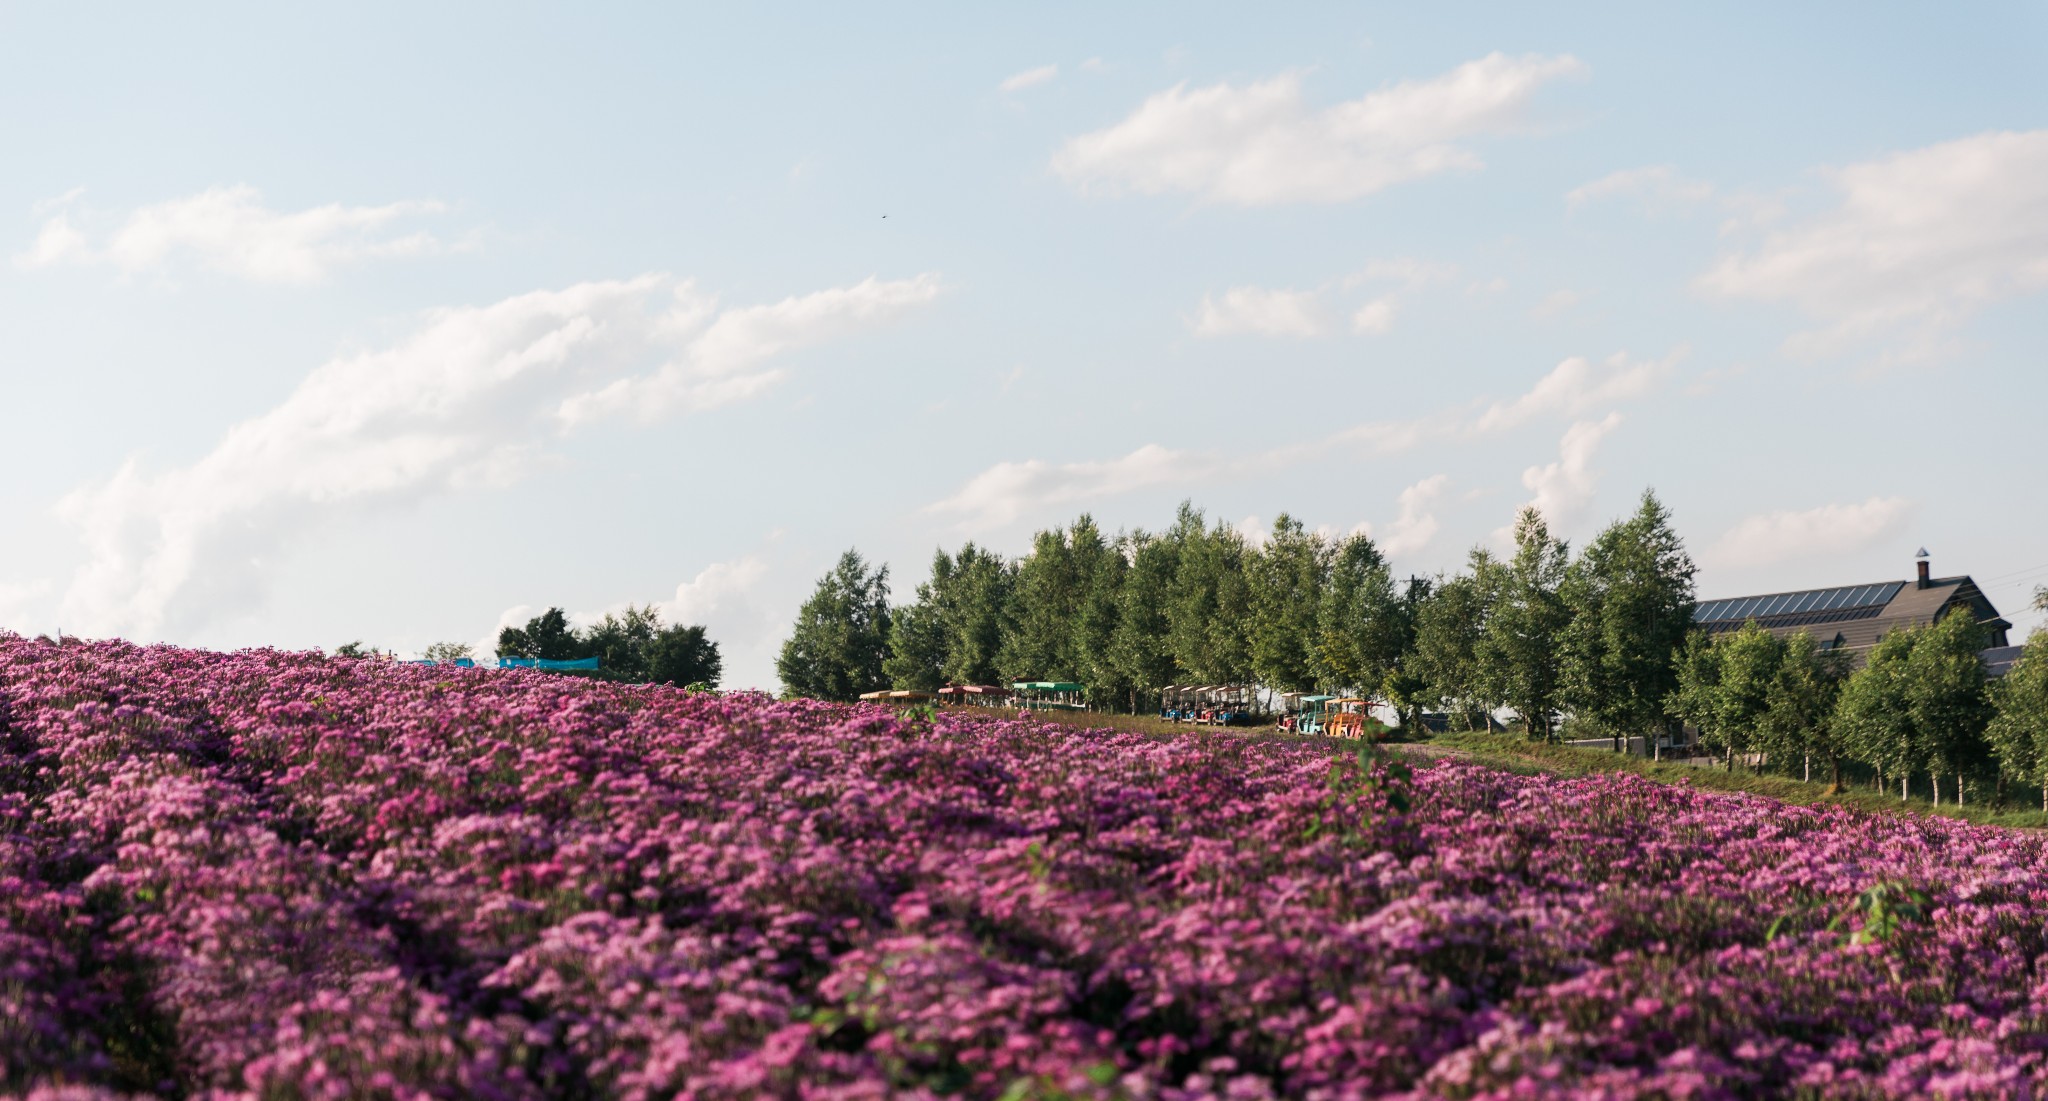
407, 658, 477, 668
498, 656, 600, 671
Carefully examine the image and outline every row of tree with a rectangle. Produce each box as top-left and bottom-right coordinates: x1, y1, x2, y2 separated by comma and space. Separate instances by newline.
778, 492, 1700, 741
1671, 597, 2048, 807
497, 605, 724, 688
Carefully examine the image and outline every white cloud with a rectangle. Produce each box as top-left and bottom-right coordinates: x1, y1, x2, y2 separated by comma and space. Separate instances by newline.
1349, 257, 1459, 286
0, 580, 52, 634
1352, 297, 1397, 334
1567, 164, 1716, 210
656, 556, 769, 629
1529, 288, 1582, 319
1706, 497, 1914, 570
1472, 351, 1674, 433
1699, 130, 2048, 359
557, 274, 941, 424
1379, 474, 1448, 556
55, 273, 940, 639
1514, 414, 1623, 532
1191, 285, 1327, 337
15, 185, 449, 282
1052, 52, 1586, 205
932, 349, 1673, 529
1000, 64, 1059, 92
926, 444, 1227, 527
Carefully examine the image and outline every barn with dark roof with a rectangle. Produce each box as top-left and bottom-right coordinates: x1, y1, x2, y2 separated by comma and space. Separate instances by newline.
1694, 552, 2011, 667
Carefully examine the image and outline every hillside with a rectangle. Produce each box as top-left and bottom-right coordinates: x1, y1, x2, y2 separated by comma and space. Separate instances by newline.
2, 636, 2045, 1098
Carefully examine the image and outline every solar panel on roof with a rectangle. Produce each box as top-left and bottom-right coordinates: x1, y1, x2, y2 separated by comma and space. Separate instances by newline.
1694, 580, 1910, 624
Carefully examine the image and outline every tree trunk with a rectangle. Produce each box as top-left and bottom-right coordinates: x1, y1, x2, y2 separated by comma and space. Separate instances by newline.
1902, 774, 1908, 801
1725, 742, 1733, 771
1932, 773, 1940, 807
1829, 756, 1841, 793
1804, 754, 1810, 784
1957, 773, 1964, 808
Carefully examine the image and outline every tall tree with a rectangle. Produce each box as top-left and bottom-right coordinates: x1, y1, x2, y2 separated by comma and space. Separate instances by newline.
497, 607, 582, 661
1109, 532, 1182, 712
883, 595, 947, 691
1759, 630, 1851, 788
1165, 505, 1253, 684
1988, 631, 2048, 810
777, 550, 892, 702
1560, 490, 1698, 753
1711, 622, 1787, 771
1411, 551, 1503, 730
1903, 608, 1992, 806
1249, 515, 1331, 694
644, 622, 722, 688
1476, 508, 1571, 740
1005, 525, 1082, 681
1312, 533, 1404, 697
1069, 517, 1129, 709
582, 605, 664, 681
943, 544, 1015, 685
1835, 628, 1924, 799
1667, 631, 1723, 758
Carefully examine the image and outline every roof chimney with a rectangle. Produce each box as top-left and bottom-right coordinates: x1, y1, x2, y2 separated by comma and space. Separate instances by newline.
1916, 547, 1930, 589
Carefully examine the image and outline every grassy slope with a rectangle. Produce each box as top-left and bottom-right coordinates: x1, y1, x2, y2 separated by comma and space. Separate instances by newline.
1417, 730, 2048, 831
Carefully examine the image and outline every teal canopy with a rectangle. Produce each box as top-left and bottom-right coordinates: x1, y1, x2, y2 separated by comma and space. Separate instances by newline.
499, 657, 600, 671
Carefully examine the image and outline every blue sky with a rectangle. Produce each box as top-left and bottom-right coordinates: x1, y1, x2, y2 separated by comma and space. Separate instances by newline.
3, 2, 2045, 687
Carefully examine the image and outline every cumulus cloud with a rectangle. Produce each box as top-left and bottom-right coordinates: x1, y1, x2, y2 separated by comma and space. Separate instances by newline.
1529, 289, 1582, 319
1379, 474, 1448, 556
1472, 351, 1674, 433
1699, 130, 2048, 359
1567, 164, 1717, 210
1349, 257, 1459, 286
1350, 297, 1396, 333
55, 273, 940, 639
1705, 497, 1914, 570
1191, 285, 1327, 337
1052, 52, 1586, 205
656, 556, 770, 630
1000, 64, 1059, 92
932, 349, 1672, 529
557, 275, 942, 423
14, 185, 449, 282
1514, 414, 1623, 532
926, 444, 1229, 527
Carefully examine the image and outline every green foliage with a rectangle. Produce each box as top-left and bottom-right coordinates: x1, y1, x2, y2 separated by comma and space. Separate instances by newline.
1069, 517, 1130, 710
778, 549, 892, 702
1560, 490, 1697, 745
1903, 606, 1992, 788
1476, 508, 1571, 741
1835, 627, 1923, 786
1164, 504, 1254, 684
1004, 526, 1084, 681
1411, 551, 1501, 730
332, 641, 375, 659
886, 543, 1014, 691
1833, 609, 1990, 802
422, 640, 474, 663
1313, 533, 1407, 698
1249, 515, 1331, 694
1760, 631, 1852, 786
1988, 633, 2048, 807
496, 607, 580, 661
1826, 881, 1930, 946
496, 604, 722, 687
1108, 532, 1182, 708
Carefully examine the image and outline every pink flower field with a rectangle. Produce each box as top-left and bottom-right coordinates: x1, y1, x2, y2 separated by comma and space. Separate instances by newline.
5, 636, 2048, 1099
